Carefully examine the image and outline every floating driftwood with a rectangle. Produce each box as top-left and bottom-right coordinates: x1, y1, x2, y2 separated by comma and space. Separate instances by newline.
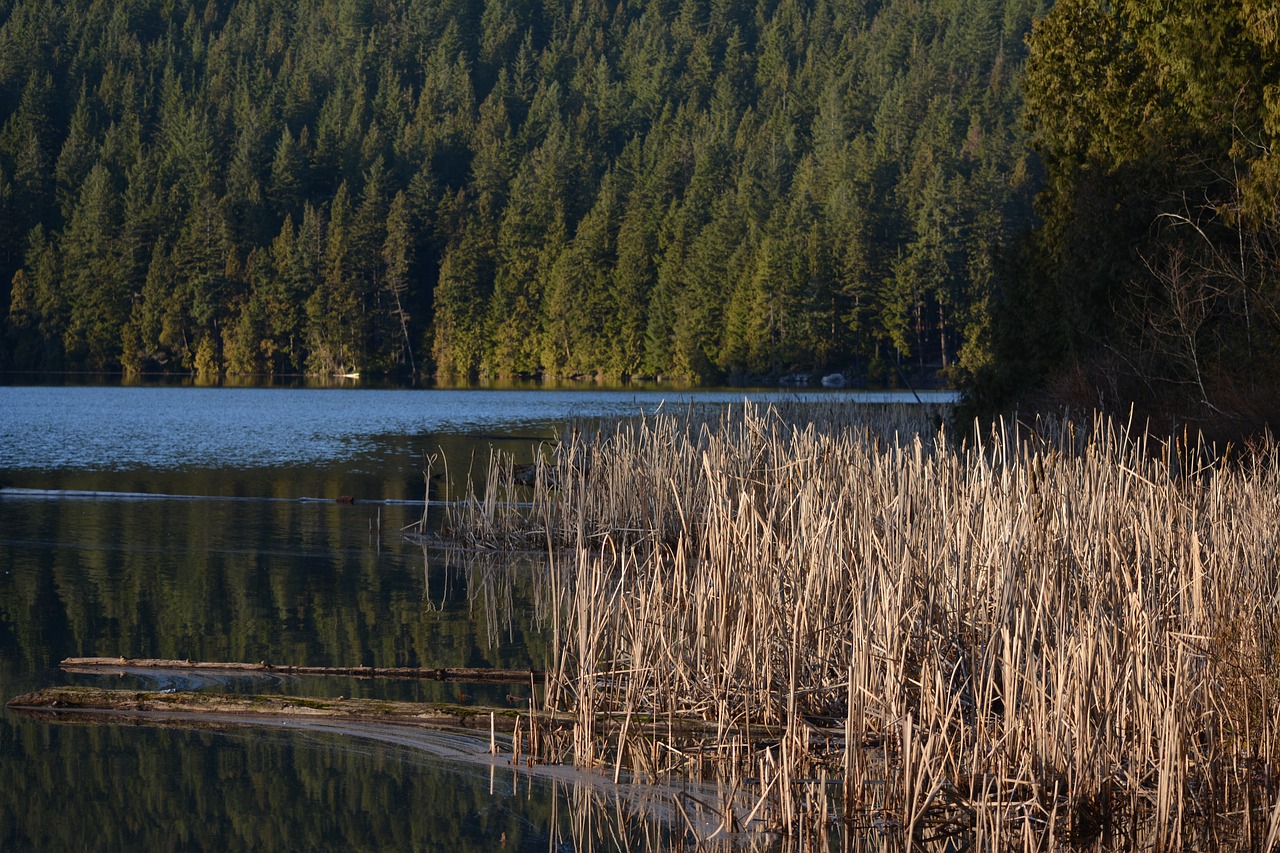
62, 657, 545, 684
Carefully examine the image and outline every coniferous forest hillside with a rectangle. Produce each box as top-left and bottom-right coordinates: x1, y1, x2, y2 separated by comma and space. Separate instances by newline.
0, 0, 1044, 383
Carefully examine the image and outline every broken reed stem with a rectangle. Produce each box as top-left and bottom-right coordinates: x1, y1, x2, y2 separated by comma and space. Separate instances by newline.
443, 403, 1280, 849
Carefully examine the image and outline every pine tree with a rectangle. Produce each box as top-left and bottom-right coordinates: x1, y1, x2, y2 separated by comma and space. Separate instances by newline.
381, 189, 416, 374
60, 163, 125, 368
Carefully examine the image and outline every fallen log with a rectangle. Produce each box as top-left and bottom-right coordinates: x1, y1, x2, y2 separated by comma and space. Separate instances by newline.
8, 685, 784, 742
61, 657, 545, 684
7, 686, 554, 732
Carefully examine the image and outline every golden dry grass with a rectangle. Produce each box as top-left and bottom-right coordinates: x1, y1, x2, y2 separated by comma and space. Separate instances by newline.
443, 403, 1280, 850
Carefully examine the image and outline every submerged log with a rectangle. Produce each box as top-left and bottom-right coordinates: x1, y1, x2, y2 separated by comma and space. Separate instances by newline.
61, 657, 545, 683
7, 686, 552, 732
10, 685, 780, 742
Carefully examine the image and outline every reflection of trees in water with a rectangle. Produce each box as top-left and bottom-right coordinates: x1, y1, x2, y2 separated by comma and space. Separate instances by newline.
1, 497, 552, 678
0, 719, 569, 851
2, 707, 738, 852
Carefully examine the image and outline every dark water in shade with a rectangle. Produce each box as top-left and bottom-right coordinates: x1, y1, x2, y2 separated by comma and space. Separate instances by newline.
0, 384, 943, 850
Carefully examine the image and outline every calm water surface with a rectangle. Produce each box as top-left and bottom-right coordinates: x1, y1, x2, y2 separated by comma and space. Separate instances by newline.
0, 384, 943, 850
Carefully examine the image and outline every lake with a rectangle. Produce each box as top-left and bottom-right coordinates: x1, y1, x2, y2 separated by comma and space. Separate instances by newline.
0, 383, 953, 850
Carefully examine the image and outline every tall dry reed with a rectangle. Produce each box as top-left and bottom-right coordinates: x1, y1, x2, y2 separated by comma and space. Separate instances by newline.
444, 403, 1280, 849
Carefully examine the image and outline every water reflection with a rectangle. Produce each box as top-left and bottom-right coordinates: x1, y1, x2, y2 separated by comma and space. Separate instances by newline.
0, 494, 548, 690
2, 719, 592, 851
5, 710, 802, 851
0, 479, 558, 847
1, 384, 949, 850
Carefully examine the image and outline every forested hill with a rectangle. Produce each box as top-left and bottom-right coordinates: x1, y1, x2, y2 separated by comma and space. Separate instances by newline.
0, 0, 1045, 382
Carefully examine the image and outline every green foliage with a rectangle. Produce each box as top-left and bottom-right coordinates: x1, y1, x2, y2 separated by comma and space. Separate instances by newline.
0, 0, 1043, 381
1008, 0, 1280, 429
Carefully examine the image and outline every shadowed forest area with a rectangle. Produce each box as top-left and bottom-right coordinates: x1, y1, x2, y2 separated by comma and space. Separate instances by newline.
1, 0, 1277, 431
1004, 0, 1280, 439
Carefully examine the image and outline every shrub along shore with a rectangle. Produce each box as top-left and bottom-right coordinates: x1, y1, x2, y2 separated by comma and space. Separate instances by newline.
443, 402, 1280, 848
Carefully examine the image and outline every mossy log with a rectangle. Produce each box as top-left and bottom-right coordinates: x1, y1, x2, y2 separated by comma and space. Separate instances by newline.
8, 685, 782, 743
61, 657, 545, 683
6, 686, 552, 732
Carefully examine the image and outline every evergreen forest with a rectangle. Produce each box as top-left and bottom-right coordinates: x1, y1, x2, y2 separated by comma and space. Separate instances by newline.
0, 0, 1043, 384
1010, 0, 1280, 432
1, 0, 1277, 430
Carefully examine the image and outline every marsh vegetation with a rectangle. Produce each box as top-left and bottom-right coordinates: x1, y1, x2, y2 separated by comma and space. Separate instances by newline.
443, 402, 1280, 849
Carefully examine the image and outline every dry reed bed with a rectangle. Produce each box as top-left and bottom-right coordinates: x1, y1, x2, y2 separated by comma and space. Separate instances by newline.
443, 404, 1280, 849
